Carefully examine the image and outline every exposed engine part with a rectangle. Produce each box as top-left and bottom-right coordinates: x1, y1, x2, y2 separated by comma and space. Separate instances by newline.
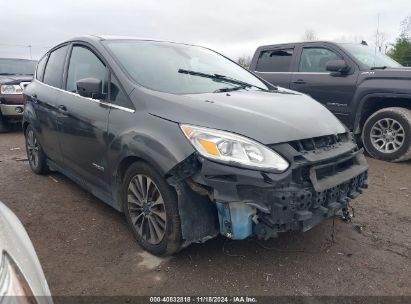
341, 207, 353, 222
245, 202, 270, 213
185, 178, 213, 201
216, 202, 256, 240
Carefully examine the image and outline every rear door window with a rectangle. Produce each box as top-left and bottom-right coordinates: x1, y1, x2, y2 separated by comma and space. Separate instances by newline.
256, 48, 294, 72
36, 55, 48, 81
43, 45, 69, 88
299, 47, 342, 72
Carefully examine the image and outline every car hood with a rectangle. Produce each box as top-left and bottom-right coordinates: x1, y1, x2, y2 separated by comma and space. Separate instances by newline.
141, 87, 346, 144
362, 67, 411, 79
0, 74, 33, 85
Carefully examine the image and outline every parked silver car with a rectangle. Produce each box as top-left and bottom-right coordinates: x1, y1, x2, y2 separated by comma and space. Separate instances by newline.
0, 201, 53, 303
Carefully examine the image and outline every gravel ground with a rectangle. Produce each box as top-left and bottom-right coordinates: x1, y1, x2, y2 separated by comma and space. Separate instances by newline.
0, 131, 410, 297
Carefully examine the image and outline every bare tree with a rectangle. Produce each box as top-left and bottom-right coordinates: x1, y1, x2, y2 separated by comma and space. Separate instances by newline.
302, 29, 318, 41
374, 31, 389, 53
237, 55, 252, 69
334, 35, 365, 43
400, 14, 411, 38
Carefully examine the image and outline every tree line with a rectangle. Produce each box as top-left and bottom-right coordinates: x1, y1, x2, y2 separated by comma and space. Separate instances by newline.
388, 14, 411, 66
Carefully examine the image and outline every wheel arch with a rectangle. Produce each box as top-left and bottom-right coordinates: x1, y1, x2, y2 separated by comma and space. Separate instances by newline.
22, 120, 30, 134
114, 154, 162, 212
353, 93, 411, 134
113, 151, 219, 247
113, 149, 191, 212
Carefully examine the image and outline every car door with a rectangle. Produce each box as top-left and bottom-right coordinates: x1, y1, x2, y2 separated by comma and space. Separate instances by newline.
56, 44, 111, 193
28, 45, 69, 164
252, 46, 295, 88
290, 43, 358, 126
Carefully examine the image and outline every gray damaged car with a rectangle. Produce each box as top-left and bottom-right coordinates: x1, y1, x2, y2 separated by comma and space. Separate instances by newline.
23, 36, 368, 256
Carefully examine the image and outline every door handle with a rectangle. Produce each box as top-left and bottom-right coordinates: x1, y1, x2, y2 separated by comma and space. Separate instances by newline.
292, 79, 306, 84
58, 105, 69, 115
31, 94, 38, 103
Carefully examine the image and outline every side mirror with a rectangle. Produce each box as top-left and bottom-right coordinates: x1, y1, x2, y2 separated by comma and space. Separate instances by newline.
326, 60, 350, 76
76, 78, 104, 99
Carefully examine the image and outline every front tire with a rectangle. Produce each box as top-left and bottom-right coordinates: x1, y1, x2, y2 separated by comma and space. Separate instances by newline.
25, 125, 48, 174
122, 161, 183, 256
362, 107, 411, 162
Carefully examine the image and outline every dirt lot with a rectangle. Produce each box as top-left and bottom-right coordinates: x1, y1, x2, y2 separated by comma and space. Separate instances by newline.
0, 131, 410, 297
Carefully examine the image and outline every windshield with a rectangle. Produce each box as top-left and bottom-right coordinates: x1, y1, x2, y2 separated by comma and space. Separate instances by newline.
339, 43, 402, 69
104, 40, 269, 94
0, 59, 37, 75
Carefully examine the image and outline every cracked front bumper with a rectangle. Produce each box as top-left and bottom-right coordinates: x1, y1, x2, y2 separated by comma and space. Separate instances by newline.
181, 135, 369, 241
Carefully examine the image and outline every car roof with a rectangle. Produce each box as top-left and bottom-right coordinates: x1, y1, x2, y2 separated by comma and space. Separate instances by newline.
256, 41, 334, 48
256, 41, 365, 50
66, 35, 187, 45
0, 58, 37, 62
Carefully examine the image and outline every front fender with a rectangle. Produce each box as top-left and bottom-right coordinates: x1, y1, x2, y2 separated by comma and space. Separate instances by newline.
109, 115, 194, 177
352, 92, 411, 134
107, 113, 195, 209
351, 76, 411, 133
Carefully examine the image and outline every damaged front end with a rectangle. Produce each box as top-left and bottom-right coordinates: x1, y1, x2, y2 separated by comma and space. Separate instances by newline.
167, 132, 368, 247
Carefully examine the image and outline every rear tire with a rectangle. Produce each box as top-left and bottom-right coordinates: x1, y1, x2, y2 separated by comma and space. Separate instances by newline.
122, 161, 183, 256
0, 114, 10, 133
25, 125, 48, 174
362, 107, 411, 162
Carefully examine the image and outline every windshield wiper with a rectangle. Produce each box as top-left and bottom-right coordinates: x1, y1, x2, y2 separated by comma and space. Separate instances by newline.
0, 73, 15, 75
370, 66, 387, 70
213, 85, 249, 93
178, 69, 270, 92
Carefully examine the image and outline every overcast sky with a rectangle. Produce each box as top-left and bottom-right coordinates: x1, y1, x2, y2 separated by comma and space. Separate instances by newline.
1, 0, 410, 60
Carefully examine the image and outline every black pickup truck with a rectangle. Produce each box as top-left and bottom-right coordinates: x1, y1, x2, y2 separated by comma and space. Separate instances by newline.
250, 41, 411, 162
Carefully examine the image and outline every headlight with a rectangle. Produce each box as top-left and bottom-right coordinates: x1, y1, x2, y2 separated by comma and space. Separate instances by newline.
0, 85, 23, 95
180, 124, 289, 172
0, 251, 36, 301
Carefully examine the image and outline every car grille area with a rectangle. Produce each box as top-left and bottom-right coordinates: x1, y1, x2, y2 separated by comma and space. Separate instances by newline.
266, 170, 367, 230
240, 133, 368, 239
289, 133, 349, 154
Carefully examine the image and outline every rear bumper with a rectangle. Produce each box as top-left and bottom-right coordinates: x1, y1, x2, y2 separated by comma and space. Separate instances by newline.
0, 104, 24, 117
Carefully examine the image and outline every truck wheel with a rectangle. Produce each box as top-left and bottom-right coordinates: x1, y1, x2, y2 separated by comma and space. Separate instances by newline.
0, 114, 10, 133
362, 107, 411, 162
122, 161, 183, 256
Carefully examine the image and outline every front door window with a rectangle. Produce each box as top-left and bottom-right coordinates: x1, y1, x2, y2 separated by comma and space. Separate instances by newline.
299, 47, 342, 72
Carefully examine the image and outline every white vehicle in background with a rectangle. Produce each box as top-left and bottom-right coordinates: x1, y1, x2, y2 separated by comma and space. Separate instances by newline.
0, 201, 53, 304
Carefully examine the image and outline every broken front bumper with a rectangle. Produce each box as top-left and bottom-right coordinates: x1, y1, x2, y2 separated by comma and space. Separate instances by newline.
169, 133, 368, 244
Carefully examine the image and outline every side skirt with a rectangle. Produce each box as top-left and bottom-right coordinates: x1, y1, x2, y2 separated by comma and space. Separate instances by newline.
46, 159, 120, 211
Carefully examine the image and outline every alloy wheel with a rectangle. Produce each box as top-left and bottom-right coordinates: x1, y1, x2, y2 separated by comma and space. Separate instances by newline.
127, 174, 167, 245
370, 118, 405, 153
27, 129, 40, 168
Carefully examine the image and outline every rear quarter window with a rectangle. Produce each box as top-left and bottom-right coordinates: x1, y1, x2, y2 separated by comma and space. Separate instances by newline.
43, 45, 69, 88
256, 48, 294, 72
110, 75, 134, 109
